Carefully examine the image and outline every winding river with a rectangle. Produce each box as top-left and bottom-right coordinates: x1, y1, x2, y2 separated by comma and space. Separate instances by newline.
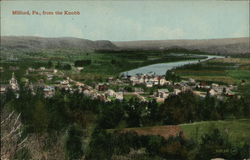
122, 55, 224, 76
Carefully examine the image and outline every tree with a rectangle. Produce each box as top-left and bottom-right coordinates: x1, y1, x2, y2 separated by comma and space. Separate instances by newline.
32, 100, 49, 133
5, 88, 16, 103
74, 60, 92, 67
146, 136, 164, 155
160, 91, 200, 124
47, 61, 53, 68
86, 129, 114, 160
125, 98, 143, 127
159, 135, 191, 159
97, 104, 124, 129
63, 64, 72, 70
196, 129, 231, 160
165, 70, 180, 82
55, 61, 62, 69
1, 108, 29, 160
65, 124, 84, 160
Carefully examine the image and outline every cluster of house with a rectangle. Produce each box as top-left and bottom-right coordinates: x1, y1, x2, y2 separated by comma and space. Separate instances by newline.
38, 74, 238, 102
153, 79, 237, 102
0, 70, 238, 103
28, 77, 124, 101
127, 74, 171, 87
118, 74, 237, 102
0, 73, 123, 101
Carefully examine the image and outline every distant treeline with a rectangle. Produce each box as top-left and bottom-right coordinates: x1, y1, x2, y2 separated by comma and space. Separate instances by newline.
74, 60, 92, 67
95, 47, 213, 55
231, 54, 250, 58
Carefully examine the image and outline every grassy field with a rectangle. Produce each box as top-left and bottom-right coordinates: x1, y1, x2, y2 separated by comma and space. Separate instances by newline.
108, 119, 250, 145
123, 94, 138, 101
180, 119, 250, 144
0, 50, 205, 83
175, 58, 250, 84
2, 49, 249, 84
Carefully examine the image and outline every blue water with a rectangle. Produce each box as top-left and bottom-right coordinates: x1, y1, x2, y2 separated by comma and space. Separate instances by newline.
122, 55, 224, 76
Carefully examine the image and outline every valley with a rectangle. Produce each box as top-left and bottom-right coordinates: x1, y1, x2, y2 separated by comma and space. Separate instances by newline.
1, 36, 250, 160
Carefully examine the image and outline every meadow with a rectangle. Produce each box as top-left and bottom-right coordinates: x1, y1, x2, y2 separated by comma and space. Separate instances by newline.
174, 58, 250, 84
109, 119, 250, 146
0, 49, 205, 83
180, 119, 250, 144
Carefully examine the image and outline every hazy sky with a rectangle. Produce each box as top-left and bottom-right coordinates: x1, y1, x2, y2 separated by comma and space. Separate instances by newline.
1, 1, 249, 41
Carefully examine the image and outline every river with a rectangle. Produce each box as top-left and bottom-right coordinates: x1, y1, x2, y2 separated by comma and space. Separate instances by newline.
121, 55, 224, 76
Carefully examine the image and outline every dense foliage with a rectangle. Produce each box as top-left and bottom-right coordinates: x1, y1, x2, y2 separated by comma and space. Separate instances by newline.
1, 83, 249, 159
74, 59, 92, 67
2, 83, 250, 132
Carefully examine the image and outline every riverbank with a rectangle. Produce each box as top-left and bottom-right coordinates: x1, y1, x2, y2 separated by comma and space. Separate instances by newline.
122, 55, 224, 76
70, 53, 206, 82
174, 57, 250, 84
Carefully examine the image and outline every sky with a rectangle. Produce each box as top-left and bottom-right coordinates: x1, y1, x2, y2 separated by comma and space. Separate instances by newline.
1, 1, 249, 41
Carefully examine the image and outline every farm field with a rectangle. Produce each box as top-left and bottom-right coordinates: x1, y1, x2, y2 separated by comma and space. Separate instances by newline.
109, 119, 250, 145
174, 58, 250, 84
180, 119, 250, 144
112, 125, 182, 139
0, 50, 205, 83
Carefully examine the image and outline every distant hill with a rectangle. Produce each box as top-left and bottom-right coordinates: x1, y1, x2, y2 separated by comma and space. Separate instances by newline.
113, 37, 250, 55
0, 36, 118, 52
1, 36, 249, 55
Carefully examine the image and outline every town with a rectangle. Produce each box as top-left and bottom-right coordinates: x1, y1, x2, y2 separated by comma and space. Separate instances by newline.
1, 65, 239, 104
1, 1, 250, 158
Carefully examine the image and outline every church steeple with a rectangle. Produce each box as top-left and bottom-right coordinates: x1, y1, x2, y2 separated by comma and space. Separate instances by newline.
12, 72, 15, 79
9, 72, 19, 90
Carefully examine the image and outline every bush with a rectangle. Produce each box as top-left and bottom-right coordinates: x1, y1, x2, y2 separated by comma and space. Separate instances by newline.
74, 60, 92, 67
65, 124, 84, 160
13, 147, 31, 160
195, 129, 247, 160
62, 64, 72, 70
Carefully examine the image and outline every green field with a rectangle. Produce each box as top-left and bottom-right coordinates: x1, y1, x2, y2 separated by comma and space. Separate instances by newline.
227, 70, 250, 82
174, 58, 250, 84
108, 119, 250, 145
180, 119, 250, 144
0, 50, 205, 83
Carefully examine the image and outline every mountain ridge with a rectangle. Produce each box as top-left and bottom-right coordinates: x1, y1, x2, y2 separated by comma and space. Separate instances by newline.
1, 36, 118, 52
1, 36, 249, 55
113, 37, 250, 55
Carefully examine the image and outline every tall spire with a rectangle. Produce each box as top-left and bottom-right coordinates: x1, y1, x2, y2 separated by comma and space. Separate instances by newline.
12, 72, 15, 79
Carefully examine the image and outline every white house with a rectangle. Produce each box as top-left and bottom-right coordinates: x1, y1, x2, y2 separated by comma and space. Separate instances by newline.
156, 89, 170, 99
173, 89, 181, 95
105, 89, 116, 97
209, 89, 217, 96
43, 86, 55, 98
76, 67, 84, 71
0, 86, 7, 93
40, 67, 46, 71
146, 82, 153, 88
115, 92, 124, 100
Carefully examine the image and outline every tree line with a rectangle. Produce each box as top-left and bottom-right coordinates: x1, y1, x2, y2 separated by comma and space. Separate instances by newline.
2, 83, 250, 132
1, 83, 250, 159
